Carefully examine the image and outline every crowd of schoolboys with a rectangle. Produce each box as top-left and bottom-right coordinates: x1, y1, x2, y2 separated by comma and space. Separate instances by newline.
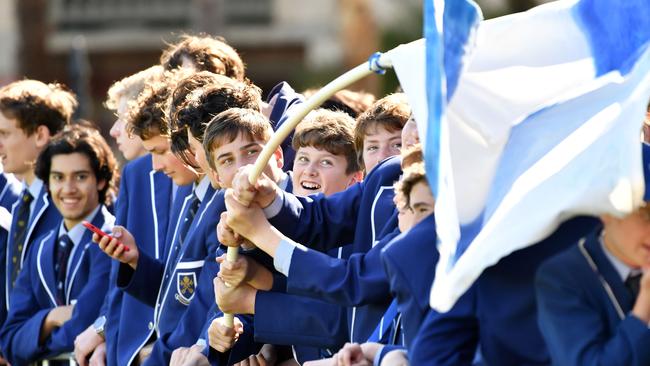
0, 33, 646, 366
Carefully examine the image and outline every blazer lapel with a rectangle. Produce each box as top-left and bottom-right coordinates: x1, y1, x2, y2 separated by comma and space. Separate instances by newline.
22, 192, 49, 266
152, 170, 172, 260
584, 234, 635, 313
36, 231, 58, 307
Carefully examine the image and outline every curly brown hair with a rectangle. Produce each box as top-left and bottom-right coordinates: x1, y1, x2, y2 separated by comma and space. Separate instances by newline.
160, 34, 245, 81
126, 72, 176, 140
35, 122, 119, 206
394, 162, 428, 210
0, 79, 77, 135
292, 109, 360, 174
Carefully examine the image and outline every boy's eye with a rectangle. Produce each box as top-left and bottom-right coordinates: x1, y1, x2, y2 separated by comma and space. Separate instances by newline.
366, 145, 378, 152
219, 158, 233, 166
320, 159, 333, 167
50, 174, 63, 182
391, 142, 402, 150
76, 173, 89, 181
296, 156, 309, 164
246, 149, 260, 156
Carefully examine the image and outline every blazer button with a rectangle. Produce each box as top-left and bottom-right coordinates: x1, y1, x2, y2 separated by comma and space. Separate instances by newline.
148, 321, 154, 330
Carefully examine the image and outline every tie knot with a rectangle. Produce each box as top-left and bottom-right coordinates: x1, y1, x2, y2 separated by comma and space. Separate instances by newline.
58, 233, 73, 247
21, 190, 33, 204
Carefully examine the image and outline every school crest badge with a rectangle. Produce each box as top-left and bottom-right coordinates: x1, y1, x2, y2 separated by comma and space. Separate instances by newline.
176, 272, 196, 304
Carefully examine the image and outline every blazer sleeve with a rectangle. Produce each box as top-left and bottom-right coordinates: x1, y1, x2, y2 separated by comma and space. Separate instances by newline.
0, 243, 49, 365
285, 230, 399, 307
409, 288, 480, 366
268, 186, 363, 253
116, 250, 164, 307
536, 262, 650, 366
253, 291, 348, 348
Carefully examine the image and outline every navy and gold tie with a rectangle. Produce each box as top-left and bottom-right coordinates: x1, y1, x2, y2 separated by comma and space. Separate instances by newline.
55, 233, 74, 305
178, 194, 201, 246
10, 190, 33, 287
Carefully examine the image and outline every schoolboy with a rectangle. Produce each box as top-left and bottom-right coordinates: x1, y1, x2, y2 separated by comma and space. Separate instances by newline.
213, 109, 363, 364
0, 80, 76, 338
535, 143, 650, 365
97, 76, 201, 365
0, 124, 116, 365
73, 66, 173, 366
143, 74, 265, 365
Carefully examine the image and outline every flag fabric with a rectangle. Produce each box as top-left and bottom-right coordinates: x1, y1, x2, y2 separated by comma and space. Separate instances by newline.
391, 0, 650, 312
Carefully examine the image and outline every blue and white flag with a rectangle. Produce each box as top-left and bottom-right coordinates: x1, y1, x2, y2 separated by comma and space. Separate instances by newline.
392, 0, 650, 312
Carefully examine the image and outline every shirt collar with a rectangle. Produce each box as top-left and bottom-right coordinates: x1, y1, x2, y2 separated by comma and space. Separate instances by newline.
277, 172, 289, 191
58, 205, 102, 246
194, 175, 211, 202
600, 238, 641, 281
25, 177, 44, 200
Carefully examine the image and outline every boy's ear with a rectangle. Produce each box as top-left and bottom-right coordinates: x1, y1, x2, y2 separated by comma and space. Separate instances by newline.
273, 146, 284, 170
347, 171, 363, 188
33, 125, 51, 149
97, 179, 107, 192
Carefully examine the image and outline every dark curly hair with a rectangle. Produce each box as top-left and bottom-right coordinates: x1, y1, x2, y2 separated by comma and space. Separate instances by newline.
35, 122, 119, 206
169, 71, 262, 166
160, 34, 245, 81
0, 79, 77, 135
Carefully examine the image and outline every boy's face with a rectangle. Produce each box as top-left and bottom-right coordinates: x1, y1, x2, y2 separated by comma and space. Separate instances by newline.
49, 152, 103, 229
109, 97, 145, 161
602, 205, 650, 268
0, 114, 46, 177
188, 129, 219, 188
362, 124, 402, 173
143, 135, 198, 186
292, 146, 359, 197
210, 133, 266, 189
409, 180, 435, 226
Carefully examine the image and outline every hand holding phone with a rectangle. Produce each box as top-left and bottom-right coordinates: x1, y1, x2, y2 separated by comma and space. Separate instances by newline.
82, 221, 130, 252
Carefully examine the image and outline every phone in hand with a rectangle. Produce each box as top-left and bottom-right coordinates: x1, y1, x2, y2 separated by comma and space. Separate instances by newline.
82, 221, 130, 252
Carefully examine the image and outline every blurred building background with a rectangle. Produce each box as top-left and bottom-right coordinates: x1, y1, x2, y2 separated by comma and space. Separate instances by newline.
0, 0, 550, 153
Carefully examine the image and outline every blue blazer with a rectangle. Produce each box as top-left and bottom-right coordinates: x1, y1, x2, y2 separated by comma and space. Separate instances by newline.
0, 206, 113, 365
0, 173, 23, 334
409, 215, 600, 366
106, 155, 174, 366
381, 213, 437, 347
143, 189, 225, 366
0, 173, 21, 211
266, 81, 305, 172
536, 229, 650, 366
5, 182, 61, 314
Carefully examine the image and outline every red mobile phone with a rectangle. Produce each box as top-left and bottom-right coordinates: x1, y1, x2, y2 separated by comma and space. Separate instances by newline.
82, 221, 130, 252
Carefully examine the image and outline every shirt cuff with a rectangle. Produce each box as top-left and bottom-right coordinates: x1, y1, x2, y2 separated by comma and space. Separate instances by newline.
263, 193, 284, 218
273, 238, 298, 276
373, 346, 386, 366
